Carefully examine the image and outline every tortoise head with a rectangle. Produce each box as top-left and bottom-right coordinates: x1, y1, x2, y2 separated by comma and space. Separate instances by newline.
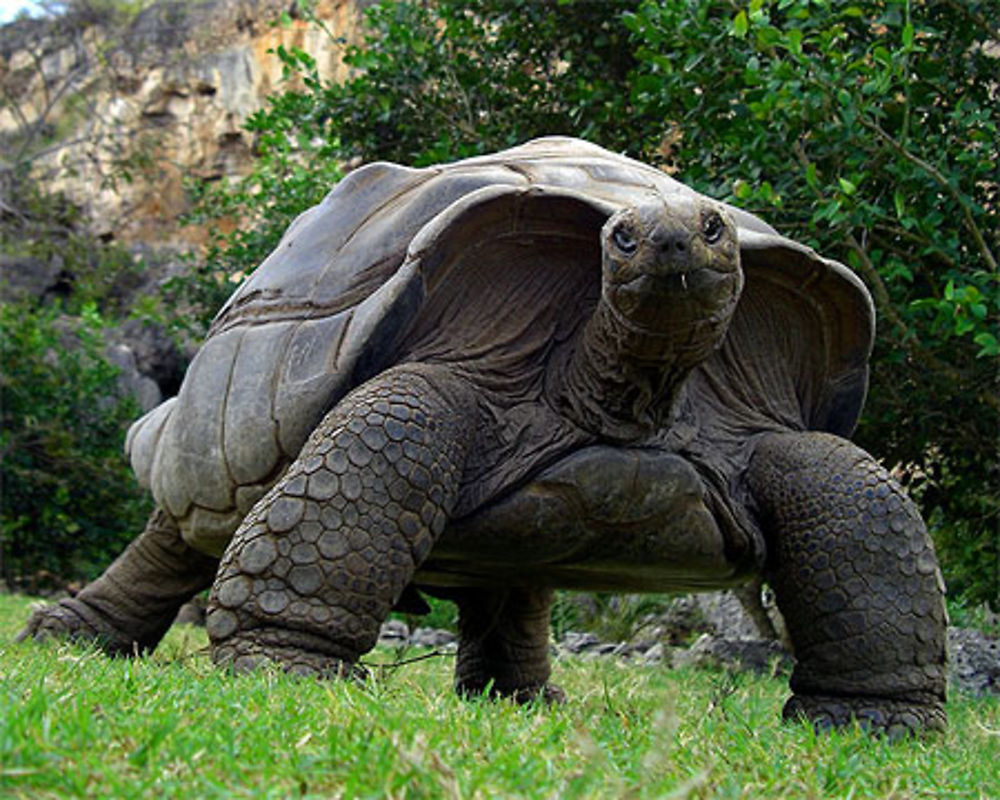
553, 194, 745, 440
600, 195, 743, 359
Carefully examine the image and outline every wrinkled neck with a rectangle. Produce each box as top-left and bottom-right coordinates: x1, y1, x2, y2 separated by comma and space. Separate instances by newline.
549, 299, 722, 442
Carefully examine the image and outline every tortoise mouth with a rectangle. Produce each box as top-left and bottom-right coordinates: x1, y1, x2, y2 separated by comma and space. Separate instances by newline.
609, 268, 739, 333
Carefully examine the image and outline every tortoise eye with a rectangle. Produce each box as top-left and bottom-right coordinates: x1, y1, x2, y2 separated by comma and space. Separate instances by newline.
613, 225, 638, 255
703, 212, 725, 244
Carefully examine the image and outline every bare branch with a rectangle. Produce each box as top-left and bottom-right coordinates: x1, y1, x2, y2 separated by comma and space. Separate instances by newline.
862, 118, 997, 273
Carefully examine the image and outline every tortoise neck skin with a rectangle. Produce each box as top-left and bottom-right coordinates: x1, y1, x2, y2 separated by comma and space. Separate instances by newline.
550, 197, 744, 443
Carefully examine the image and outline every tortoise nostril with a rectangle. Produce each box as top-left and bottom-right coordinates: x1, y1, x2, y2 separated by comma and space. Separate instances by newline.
658, 236, 688, 255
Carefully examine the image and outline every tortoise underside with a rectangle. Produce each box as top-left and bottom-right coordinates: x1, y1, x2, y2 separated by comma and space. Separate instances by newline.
419, 443, 757, 593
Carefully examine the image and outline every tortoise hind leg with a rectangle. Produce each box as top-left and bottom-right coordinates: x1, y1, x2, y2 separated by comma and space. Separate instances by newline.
452, 587, 564, 704
17, 507, 219, 655
206, 365, 477, 677
747, 431, 947, 736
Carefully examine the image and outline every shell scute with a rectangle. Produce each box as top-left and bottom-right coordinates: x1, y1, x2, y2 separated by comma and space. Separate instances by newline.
151, 327, 241, 518
223, 321, 292, 485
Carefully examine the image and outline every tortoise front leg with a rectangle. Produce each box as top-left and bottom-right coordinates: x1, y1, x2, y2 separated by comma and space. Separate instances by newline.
206, 365, 477, 677
747, 431, 947, 736
17, 507, 219, 655
452, 587, 563, 704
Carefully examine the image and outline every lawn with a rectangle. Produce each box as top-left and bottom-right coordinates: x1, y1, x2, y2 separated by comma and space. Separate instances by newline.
1, 594, 997, 798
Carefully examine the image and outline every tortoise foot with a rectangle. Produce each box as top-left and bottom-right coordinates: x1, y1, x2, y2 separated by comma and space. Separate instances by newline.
16, 598, 135, 655
509, 683, 567, 705
457, 681, 567, 705
209, 626, 365, 680
783, 693, 946, 738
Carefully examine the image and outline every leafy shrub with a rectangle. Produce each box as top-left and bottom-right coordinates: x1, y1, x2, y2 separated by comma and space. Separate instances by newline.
623, 0, 998, 607
0, 300, 152, 587
1, 169, 154, 586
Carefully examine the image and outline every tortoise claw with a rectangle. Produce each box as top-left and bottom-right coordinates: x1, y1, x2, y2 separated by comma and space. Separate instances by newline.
15, 599, 126, 653
783, 693, 946, 739
211, 628, 366, 681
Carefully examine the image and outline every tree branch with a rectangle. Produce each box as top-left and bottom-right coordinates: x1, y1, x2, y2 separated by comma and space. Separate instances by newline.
861, 119, 997, 273
844, 233, 1000, 415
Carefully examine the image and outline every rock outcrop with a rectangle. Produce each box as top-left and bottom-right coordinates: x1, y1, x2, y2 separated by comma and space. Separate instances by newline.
1, 0, 363, 248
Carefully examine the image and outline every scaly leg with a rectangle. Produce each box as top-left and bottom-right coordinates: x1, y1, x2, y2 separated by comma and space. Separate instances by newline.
17, 507, 219, 655
206, 365, 477, 677
748, 431, 947, 736
453, 586, 563, 703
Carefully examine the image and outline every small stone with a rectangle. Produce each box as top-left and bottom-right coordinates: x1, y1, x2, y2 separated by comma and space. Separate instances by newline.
379, 619, 409, 643
410, 627, 456, 648
643, 643, 665, 663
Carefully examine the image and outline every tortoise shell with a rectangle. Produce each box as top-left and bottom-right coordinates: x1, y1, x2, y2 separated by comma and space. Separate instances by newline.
126, 137, 873, 556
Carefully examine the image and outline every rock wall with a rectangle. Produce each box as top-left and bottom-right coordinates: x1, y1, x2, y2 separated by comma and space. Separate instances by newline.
1, 0, 364, 248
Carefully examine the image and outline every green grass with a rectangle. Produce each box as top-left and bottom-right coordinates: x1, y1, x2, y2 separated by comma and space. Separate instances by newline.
1, 594, 997, 798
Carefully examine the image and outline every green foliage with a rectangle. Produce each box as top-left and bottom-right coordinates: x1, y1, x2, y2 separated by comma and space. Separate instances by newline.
188, 0, 998, 606
309, 0, 647, 165
1, 173, 146, 316
623, 0, 999, 607
1, 171, 153, 586
0, 301, 151, 586
1, 594, 999, 798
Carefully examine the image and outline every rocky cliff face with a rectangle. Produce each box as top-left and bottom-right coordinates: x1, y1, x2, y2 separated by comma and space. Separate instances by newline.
1, 0, 363, 249
1, 0, 365, 410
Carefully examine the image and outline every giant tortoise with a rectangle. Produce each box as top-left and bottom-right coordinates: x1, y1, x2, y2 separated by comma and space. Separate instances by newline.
20, 137, 947, 734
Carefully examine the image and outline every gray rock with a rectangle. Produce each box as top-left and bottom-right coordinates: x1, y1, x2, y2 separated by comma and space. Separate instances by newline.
948, 627, 1000, 696
106, 343, 163, 411
559, 631, 602, 654
671, 634, 792, 675
642, 642, 665, 664
378, 619, 410, 645
112, 317, 186, 396
174, 597, 207, 626
409, 627, 456, 649
0, 254, 62, 302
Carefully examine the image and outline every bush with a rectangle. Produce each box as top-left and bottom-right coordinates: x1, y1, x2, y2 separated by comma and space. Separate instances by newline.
0, 301, 152, 587
623, 0, 998, 607
1, 172, 154, 587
